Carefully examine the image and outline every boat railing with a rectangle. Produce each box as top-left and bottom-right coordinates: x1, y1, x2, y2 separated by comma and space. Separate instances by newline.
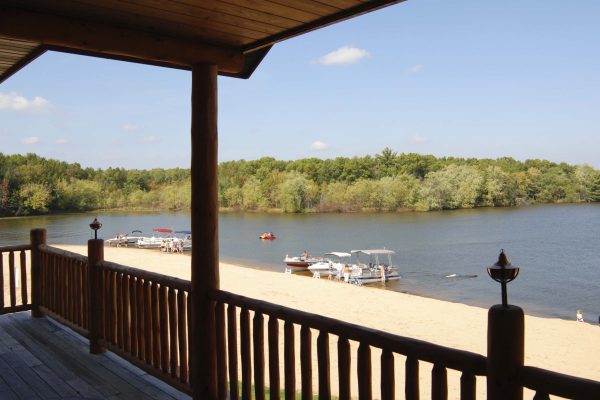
210, 289, 486, 399
0, 243, 32, 314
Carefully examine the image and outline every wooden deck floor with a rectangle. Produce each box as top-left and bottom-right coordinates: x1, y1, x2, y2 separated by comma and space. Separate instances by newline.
0, 312, 191, 400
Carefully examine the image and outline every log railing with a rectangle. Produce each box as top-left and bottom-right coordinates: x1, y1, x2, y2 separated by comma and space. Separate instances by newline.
0, 244, 32, 314
96, 259, 193, 395
4, 230, 600, 400
211, 289, 487, 400
517, 366, 600, 400
38, 244, 89, 335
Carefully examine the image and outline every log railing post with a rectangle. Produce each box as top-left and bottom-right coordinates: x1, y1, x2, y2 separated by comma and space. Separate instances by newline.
487, 304, 524, 400
30, 228, 46, 317
88, 238, 105, 354
190, 62, 219, 400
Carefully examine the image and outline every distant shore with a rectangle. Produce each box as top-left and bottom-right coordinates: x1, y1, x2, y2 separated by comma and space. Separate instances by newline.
53, 244, 600, 398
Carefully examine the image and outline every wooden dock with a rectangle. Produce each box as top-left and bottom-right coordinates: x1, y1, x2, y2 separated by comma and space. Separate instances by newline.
0, 312, 190, 400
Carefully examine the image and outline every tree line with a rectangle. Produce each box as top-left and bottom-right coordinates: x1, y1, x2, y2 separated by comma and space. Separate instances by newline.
1, 149, 599, 216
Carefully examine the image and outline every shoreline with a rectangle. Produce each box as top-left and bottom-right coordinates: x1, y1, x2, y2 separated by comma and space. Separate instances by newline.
54, 244, 600, 390
220, 255, 589, 324
2, 200, 595, 219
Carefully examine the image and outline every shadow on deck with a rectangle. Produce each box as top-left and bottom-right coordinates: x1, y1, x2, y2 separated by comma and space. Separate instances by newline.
0, 312, 190, 400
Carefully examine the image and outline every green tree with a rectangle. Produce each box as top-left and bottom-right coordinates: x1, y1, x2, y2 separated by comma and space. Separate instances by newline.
19, 183, 51, 213
318, 182, 349, 212
574, 164, 598, 201
277, 172, 310, 212
223, 186, 243, 208
375, 147, 398, 178
55, 179, 102, 211
588, 173, 600, 202
241, 177, 265, 210
483, 166, 518, 207
417, 165, 483, 210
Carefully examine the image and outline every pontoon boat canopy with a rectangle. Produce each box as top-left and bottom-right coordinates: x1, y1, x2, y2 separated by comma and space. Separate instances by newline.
325, 252, 352, 258
351, 249, 396, 256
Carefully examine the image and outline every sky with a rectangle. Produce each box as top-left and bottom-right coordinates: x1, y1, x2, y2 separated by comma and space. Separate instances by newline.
1, 0, 599, 170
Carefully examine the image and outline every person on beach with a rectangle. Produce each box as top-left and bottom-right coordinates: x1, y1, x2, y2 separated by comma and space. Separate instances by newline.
576, 309, 584, 322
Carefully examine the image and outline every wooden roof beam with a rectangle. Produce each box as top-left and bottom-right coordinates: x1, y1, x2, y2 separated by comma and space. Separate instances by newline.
0, 6, 245, 74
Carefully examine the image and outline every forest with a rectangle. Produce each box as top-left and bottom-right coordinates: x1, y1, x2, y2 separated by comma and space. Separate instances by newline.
1, 149, 599, 217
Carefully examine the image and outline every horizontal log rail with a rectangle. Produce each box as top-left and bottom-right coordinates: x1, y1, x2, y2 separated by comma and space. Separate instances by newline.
38, 244, 88, 333
211, 289, 486, 399
0, 244, 32, 314
0, 244, 32, 252
5, 234, 600, 400
97, 260, 192, 395
39, 244, 87, 263
212, 289, 486, 372
517, 366, 600, 400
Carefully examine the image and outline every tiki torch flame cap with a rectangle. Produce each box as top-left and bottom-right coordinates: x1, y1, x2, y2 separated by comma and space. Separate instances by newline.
487, 249, 520, 283
89, 218, 102, 231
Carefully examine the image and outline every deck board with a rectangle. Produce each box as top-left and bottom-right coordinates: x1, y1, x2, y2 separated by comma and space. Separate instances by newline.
0, 312, 190, 400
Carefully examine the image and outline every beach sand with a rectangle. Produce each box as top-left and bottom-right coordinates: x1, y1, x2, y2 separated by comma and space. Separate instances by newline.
41, 245, 600, 398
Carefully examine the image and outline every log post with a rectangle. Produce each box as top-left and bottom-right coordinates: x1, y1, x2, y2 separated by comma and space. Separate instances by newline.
487, 304, 524, 400
30, 228, 46, 318
88, 238, 105, 354
190, 63, 219, 400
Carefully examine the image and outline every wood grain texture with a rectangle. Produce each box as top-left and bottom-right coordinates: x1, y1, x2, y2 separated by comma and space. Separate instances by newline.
268, 315, 280, 400
227, 304, 239, 400
284, 321, 295, 400
190, 63, 219, 400
253, 311, 265, 400
317, 330, 330, 399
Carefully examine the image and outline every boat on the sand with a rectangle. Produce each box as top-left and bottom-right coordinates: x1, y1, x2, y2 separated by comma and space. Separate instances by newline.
283, 252, 322, 272
107, 230, 144, 247
307, 252, 351, 277
136, 228, 175, 249
344, 249, 401, 285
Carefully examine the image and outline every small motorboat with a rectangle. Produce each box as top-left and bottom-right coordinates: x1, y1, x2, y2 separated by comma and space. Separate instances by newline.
259, 232, 276, 240
284, 251, 322, 272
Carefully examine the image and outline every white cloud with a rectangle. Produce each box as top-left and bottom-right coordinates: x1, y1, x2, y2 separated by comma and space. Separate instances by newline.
410, 135, 427, 144
407, 64, 424, 74
317, 46, 370, 65
55, 138, 69, 144
143, 136, 160, 142
122, 123, 139, 132
0, 92, 50, 111
310, 141, 328, 150
21, 136, 40, 145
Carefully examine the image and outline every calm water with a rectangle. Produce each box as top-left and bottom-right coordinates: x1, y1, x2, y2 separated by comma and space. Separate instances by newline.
1, 204, 598, 321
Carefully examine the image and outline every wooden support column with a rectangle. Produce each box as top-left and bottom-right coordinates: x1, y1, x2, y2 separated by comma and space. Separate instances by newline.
30, 228, 46, 317
190, 63, 219, 400
88, 239, 105, 354
487, 304, 524, 400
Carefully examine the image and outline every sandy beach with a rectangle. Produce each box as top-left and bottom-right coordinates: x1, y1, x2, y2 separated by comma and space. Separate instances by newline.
49, 245, 599, 398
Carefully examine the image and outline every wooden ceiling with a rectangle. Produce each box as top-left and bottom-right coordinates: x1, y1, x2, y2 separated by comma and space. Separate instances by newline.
0, 0, 404, 82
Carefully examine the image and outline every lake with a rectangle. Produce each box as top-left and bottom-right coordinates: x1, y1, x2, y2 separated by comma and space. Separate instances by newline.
0, 204, 598, 321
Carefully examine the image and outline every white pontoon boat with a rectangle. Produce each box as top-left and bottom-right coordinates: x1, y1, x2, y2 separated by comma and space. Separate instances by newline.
345, 249, 400, 285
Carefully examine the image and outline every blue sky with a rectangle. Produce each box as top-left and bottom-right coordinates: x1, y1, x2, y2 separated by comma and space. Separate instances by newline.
1, 0, 599, 169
